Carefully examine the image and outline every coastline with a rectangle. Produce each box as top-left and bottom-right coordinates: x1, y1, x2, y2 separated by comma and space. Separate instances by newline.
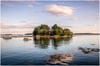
1, 34, 100, 39
0, 35, 72, 39
1, 35, 72, 38
34, 35, 72, 39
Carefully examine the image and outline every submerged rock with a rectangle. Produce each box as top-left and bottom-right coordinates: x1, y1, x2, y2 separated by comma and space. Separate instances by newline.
91, 44, 96, 45
48, 58, 61, 64
79, 47, 100, 54
60, 54, 72, 62
2, 36, 12, 40
91, 48, 100, 52
48, 54, 73, 65
23, 37, 32, 41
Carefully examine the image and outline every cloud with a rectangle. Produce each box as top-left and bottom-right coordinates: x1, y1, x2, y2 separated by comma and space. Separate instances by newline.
1, 1, 14, 6
76, 15, 99, 19
61, 25, 72, 28
0, 22, 36, 34
1, 0, 36, 8
46, 4, 74, 16
0, 22, 35, 29
26, 4, 33, 8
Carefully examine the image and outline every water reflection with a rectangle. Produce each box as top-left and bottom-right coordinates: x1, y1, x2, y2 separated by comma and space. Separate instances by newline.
52, 37, 71, 49
1, 35, 99, 65
33, 37, 72, 49
34, 38, 50, 49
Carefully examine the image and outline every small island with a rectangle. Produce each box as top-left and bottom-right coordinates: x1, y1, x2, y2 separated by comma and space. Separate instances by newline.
33, 24, 73, 39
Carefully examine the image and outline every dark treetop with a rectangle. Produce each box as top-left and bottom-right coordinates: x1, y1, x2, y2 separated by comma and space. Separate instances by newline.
33, 24, 73, 37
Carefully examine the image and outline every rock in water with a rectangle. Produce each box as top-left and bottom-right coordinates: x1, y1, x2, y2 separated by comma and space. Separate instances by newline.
48, 54, 73, 65
23, 37, 31, 41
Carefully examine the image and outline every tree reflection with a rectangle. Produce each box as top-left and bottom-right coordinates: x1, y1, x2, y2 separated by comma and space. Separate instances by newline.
52, 38, 63, 49
34, 38, 50, 49
52, 37, 72, 49
33, 37, 72, 49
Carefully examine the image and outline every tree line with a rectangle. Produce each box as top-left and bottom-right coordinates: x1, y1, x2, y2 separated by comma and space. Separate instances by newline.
33, 24, 73, 36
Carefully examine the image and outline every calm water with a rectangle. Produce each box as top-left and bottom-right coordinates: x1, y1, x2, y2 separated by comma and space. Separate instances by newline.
1, 35, 99, 65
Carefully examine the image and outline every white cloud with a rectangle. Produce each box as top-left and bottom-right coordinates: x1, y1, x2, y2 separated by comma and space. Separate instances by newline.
27, 4, 33, 8
46, 4, 74, 16
0, 22, 35, 34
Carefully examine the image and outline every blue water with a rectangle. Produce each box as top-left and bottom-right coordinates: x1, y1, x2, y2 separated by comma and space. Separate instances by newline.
1, 35, 99, 65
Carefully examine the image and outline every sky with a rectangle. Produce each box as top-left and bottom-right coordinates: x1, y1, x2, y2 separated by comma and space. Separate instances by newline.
1, 0, 99, 34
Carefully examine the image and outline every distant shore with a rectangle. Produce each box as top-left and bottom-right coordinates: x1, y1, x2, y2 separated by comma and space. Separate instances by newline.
33, 35, 72, 39
0, 33, 100, 38
1, 35, 72, 38
74, 33, 100, 35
